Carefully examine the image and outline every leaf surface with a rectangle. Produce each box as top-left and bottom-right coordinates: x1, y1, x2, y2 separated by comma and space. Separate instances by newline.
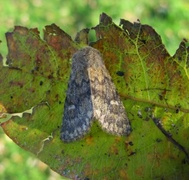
1, 13, 189, 179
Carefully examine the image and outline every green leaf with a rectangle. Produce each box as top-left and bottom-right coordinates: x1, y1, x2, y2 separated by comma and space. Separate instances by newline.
1, 13, 189, 179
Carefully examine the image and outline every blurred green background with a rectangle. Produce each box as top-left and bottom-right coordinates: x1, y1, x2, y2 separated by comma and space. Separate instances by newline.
0, 0, 189, 179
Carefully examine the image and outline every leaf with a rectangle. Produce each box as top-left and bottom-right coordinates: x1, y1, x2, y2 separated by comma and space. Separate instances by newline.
1, 13, 189, 179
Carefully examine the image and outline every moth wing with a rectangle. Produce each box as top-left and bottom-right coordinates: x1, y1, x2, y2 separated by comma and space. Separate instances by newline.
87, 48, 131, 136
60, 49, 94, 142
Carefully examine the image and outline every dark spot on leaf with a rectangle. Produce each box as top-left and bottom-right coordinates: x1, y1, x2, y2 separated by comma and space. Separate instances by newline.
128, 151, 136, 156
48, 74, 53, 79
182, 159, 187, 164
175, 104, 181, 113
34, 66, 40, 71
59, 101, 62, 104
95, 124, 100, 128
140, 39, 146, 44
10, 95, 13, 99
116, 71, 124, 76
39, 81, 43, 86
104, 153, 110, 157
156, 138, 162, 143
128, 141, 134, 146
159, 94, 163, 100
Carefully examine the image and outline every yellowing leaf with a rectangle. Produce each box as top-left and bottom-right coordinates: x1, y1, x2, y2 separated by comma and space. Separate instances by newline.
1, 13, 189, 179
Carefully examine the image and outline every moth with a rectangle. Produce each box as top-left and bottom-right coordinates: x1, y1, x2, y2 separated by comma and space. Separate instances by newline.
61, 46, 131, 142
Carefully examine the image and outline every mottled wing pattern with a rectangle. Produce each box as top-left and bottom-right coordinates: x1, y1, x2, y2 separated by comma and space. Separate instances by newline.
60, 48, 94, 142
61, 47, 131, 142
86, 47, 131, 136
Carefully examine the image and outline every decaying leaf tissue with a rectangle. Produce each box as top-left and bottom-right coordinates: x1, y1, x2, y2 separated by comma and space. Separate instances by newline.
61, 46, 131, 142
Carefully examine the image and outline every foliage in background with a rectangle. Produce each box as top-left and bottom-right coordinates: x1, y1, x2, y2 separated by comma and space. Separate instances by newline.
1, 0, 189, 179
1, 0, 189, 56
0, 134, 64, 180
